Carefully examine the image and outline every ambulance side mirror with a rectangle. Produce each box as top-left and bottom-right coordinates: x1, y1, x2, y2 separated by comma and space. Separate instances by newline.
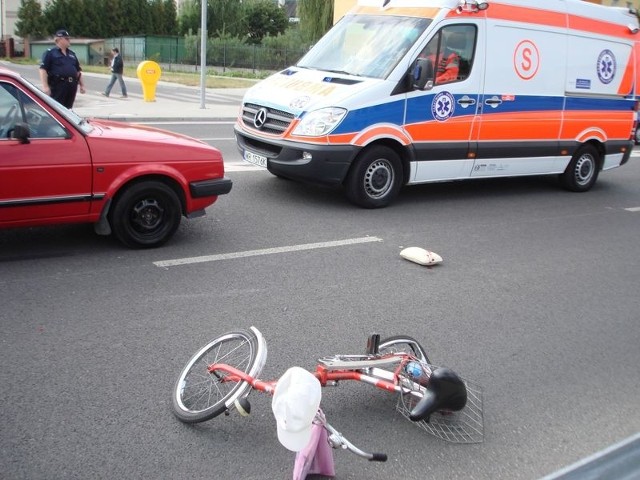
412, 57, 435, 91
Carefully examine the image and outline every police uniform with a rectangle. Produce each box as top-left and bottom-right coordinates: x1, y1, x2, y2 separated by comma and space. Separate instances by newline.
40, 30, 82, 108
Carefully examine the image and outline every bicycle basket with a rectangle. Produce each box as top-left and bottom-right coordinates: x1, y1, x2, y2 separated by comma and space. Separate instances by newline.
396, 363, 484, 444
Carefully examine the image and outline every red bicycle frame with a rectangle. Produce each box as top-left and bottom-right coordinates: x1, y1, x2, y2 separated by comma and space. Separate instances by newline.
208, 354, 411, 397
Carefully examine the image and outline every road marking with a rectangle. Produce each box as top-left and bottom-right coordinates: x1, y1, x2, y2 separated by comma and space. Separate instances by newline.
141, 121, 236, 125
225, 163, 265, 172
624, 206, 640, 212
154, 236, 383, 268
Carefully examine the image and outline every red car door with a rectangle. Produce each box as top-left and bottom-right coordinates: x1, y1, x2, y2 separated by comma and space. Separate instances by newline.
0, 79, 92, 226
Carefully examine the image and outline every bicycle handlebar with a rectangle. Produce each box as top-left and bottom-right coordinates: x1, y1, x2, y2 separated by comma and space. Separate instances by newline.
323, 419, 387, 462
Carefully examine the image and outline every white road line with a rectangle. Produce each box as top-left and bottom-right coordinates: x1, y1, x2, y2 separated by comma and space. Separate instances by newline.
624, 206, 640, 212
142, 121, 236, 125
225, 163, 265, 172
154, 236, 383, 268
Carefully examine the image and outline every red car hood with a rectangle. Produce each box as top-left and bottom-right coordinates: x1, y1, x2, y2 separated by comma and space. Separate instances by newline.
84, 119, 222, 164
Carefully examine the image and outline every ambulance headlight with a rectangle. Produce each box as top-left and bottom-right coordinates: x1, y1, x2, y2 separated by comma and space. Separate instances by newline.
292, 108, 347, 136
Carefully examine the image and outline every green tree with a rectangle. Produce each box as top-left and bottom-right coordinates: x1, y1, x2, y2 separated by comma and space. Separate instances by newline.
178, 0, 199, 36
83, 0, 108, 38
178, 0, 245, 38
149, 0, 164, 34
148, 0, 178, 35
244, 0, 289, 44
42, 0, 96, 37
209, 0, 245, 37
298, 0, 333, 43
42, 0, 71, 36
102, 0, 128, 37
161, 0, 178, 35
15, 0, 46, 39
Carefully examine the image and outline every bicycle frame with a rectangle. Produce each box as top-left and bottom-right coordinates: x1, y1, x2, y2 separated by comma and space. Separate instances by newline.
208, 353, 419, 398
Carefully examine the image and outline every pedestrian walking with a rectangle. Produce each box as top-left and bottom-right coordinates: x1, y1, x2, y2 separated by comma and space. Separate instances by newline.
102, 48, 128, 98
39, 29, 85, 109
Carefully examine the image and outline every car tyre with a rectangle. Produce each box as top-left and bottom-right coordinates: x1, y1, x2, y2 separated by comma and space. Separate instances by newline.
110, 181, 182, 248
634, 126, 640, 145
345, 145, 403, 208
559, 144, 600, 192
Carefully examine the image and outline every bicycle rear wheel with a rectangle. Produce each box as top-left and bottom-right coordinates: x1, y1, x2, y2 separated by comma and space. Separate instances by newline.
172, 329, 264, 423
378, 335, 430, 364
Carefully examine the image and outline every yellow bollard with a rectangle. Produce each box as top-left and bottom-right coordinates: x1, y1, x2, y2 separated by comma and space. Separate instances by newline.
136, 61, 162, 102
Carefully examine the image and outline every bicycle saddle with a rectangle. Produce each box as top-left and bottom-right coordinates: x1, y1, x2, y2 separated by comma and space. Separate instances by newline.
408, 367, 467, 422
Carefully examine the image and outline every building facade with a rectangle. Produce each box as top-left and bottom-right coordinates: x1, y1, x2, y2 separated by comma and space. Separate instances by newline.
0, 0, 23, 41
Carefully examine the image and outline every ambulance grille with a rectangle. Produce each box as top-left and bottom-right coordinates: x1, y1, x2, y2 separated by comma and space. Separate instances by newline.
242, 103, 294, 135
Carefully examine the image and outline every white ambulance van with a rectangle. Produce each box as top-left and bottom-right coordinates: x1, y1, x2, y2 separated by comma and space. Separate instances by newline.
235, 0, 639, 208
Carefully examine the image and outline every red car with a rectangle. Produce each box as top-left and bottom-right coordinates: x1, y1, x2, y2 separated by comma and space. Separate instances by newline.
0, 67, 231, 248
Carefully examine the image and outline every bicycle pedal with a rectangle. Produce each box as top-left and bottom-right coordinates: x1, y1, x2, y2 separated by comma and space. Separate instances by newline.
366, 333, 380, 355
235, 397, 251, 416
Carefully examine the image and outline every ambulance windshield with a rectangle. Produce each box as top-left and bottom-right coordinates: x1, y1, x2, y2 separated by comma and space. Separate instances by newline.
297, 14, 430, 79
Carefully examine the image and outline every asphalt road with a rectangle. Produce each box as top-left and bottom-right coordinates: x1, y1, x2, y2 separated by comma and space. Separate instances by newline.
1, 125, 640, 479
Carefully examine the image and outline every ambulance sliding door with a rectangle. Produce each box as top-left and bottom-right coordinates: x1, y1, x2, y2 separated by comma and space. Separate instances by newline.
472, 20, 566, 177
562, 33, 634, 147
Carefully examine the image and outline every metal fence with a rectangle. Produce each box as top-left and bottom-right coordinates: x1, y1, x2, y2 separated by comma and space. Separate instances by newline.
104, 36, 308, 74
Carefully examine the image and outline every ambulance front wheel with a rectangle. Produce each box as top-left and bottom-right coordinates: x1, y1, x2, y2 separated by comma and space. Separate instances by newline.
345, 145, 403, 208
560, 144, 600, 192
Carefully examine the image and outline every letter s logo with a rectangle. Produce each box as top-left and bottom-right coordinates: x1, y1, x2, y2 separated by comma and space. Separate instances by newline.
514, 40, 540, 80
521, 48, 532, 71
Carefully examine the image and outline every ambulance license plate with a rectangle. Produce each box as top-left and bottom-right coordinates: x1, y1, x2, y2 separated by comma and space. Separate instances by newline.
244, 150, 267, 168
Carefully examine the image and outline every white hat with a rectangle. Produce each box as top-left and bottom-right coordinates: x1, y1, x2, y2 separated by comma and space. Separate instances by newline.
271, 366, 322, 452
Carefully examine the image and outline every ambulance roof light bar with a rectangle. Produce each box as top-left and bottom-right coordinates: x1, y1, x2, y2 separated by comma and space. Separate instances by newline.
456, 0, 489, 14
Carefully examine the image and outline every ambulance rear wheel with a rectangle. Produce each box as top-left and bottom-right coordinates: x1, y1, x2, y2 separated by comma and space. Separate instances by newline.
345, 146, 402, 208
560, 144, 600, 192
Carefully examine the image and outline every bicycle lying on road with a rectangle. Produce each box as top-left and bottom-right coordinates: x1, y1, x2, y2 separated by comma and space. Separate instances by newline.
171, 327, 484, 478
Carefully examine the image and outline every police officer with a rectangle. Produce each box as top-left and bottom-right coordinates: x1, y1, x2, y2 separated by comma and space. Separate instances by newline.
39, 29, 86, 108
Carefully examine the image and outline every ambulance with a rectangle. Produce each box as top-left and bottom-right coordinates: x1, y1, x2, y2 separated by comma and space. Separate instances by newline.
234, 0, 639, 208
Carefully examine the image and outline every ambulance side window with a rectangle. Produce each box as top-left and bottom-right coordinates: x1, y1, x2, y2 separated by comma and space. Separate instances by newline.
418, 24, 477, 85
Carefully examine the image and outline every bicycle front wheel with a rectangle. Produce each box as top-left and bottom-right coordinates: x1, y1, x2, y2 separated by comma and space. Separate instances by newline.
172, 329, 262, 423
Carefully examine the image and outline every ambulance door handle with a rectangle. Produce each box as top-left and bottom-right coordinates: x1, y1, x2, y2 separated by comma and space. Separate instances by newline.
484, 96, 502, 108
457, 95, 476, 108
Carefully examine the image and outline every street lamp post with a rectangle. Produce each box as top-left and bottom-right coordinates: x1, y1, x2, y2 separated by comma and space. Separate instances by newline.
200, 0, 207, 109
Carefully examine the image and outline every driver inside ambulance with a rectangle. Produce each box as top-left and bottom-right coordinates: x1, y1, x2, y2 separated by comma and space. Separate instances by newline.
420, 33, 461, 84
